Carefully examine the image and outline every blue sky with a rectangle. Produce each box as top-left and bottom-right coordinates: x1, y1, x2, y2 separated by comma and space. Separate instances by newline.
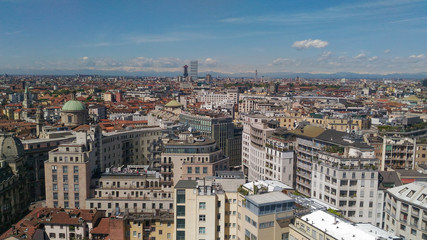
0, 0, 426, 74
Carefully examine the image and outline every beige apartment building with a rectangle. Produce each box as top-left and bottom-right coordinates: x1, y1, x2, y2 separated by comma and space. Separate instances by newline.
86, 168, 174, 217
45, 142, 92, 209
160, 136, 229, 188
174, 180, 241, 240
174, 179, 295, 240
127, 210, 174, 240
236, 191, 295, 240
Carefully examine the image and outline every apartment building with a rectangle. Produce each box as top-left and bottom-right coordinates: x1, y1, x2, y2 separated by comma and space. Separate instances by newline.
242, 114, 295, 187
289, 125, 325, 196
86, 168, 173, 217
289, 210, 401, 240
311, 147, 383, 226
242, 114, 273, 180
180, 112, 242, 167
237, 191, 295, 240
290, 124, 382, 202
45, 141, 92, 209
383, 182, 427, 240
160, 135, 229, 188
197, 89, 239, 104
22, 127, 76, 201
100, 126, 162, 170
174, 179, 243, 240
127, 211, 174, 240
306, 114, 370, 132
174, 179, 294, 240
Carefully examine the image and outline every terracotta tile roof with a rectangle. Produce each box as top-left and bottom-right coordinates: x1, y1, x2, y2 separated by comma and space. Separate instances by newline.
0, 208, 102, 240
90, 218, 110, 235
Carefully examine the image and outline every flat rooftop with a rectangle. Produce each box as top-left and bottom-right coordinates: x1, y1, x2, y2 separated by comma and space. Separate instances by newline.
299, 210, 401, 240
246, 191, 293, 206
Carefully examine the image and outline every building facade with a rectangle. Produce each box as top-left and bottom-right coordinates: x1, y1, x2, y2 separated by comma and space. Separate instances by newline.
160, 136, 229, 188
86, 168, 173, 217
180, 112, 242, 167
384, 182, 427, 240
0, 133, 30, 234
45, 141, 92, 209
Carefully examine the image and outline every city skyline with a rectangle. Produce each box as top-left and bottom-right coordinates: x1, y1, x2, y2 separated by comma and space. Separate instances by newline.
1, 0, 427, 75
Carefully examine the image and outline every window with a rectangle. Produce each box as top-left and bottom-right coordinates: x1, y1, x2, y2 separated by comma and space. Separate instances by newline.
49, 233, 56, 238
64, 192, 69, 200
203, 167, 208, 174
199, 227, 206, 234
199, 202, 206, 209
74, 166, 79, 173
187, 167, 192, 174
53, 192, 58, 200
52, 175, 57, 182
199, 214, 206, 222
53, 184, 58, 191
411, 228, 417, 235
74, 184, 79, 191
177, 206, 185, 216
63, 175, 68, 182
195, 167, 200, 174
260, 221, 274, 229
177, 231, 185, 240
74, 175, 79, 183
177, 190, 185, 203
177, 219, 185, 228
63, 166, 68, 173
63, 184, 68, 191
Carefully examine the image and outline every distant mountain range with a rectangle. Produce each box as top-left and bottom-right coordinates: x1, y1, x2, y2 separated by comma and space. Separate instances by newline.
2, 68, 427, 80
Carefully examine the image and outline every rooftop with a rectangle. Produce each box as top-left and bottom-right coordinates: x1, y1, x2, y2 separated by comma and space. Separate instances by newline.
387, 181, 427, 209
246, 191, 293, 206
175, 180, 198, 189
299, 210, 401, 240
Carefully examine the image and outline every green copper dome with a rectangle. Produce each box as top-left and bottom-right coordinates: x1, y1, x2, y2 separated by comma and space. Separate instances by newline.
164, 100, 182, 108
62, 100, 86, 111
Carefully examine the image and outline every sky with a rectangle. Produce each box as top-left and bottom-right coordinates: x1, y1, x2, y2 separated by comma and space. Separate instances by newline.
0, 0, 426, 75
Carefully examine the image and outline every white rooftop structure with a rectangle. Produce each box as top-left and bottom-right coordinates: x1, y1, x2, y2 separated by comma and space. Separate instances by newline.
387, 181, 427, 209
243, 180, 293, 193
299, 211, 402, 240
246, 191, 293, 205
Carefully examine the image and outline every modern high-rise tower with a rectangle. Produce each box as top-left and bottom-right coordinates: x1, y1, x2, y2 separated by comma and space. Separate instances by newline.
190, 60, 198, 81
183, 65, 188, 78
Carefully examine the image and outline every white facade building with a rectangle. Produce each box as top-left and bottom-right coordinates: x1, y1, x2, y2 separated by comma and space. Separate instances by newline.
384, 182, 427, 240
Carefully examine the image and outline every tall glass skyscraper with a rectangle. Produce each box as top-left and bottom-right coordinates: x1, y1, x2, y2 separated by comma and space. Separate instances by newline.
190, 60, 198, 81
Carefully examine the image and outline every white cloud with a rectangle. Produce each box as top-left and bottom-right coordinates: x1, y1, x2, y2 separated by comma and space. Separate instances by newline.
203, 58, 217, 67
353, 53, 366, 59
82, 56, 89, 60
384, 49, 391, 54
409, 54, 425, 59
318, 51, 332, 61
292, 39, 328, 49
272, 58, 297, 66
368, 56, 378, 61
